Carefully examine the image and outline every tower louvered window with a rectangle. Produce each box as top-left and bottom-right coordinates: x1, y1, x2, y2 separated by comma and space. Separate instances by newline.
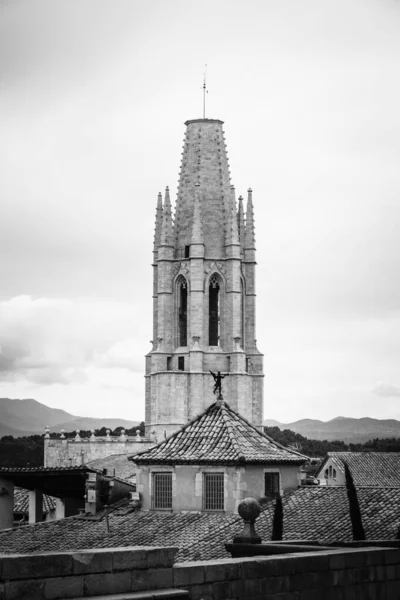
152, 472, 172, 509
203, 473, 224, 511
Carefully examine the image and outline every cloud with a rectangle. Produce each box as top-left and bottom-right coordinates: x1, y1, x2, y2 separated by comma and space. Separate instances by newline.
0, 295, 145, 387
372, 382, 400, 398
95, 339, 143, 372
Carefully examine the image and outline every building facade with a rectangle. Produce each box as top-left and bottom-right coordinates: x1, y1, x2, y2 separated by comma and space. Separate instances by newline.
134, 399, 306, 513
145, 119, 264, 442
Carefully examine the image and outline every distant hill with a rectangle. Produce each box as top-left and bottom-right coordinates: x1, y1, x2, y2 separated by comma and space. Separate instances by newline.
0, 398, 139, 438
263, 416, 400, 443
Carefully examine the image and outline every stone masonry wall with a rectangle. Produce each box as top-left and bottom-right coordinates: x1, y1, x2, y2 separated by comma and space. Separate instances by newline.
0, 545, 399, 600
45, 438, 154, 468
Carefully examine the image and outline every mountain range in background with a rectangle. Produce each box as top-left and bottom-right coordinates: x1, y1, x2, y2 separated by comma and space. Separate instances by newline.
2, 398, 400, 443
263, 416, 400, 443
0, 398, 139, 438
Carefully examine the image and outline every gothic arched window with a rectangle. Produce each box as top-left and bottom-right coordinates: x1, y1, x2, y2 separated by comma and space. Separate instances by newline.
177, 276, 188, 346
209, 273, 220, 346
240, 277, 245, 348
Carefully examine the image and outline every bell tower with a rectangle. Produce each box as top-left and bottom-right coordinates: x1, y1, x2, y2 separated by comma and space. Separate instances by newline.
145, 118, 263, 442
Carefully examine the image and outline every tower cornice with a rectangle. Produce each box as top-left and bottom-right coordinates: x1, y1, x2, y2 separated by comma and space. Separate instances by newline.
184, 118, 224, 126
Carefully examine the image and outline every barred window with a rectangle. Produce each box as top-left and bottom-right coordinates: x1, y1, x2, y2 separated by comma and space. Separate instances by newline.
264, 472, 280, 497
152, 472, 172, 509
203, 473, 224, 511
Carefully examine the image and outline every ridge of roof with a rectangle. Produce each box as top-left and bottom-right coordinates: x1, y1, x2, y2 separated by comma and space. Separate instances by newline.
129, 400, 219, 462
220, 402, 245, 462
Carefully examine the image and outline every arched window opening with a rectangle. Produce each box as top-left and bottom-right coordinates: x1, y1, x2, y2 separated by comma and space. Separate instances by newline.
240, 278, 245, 348
209, 274, 220, 346
178, 278, 188, 346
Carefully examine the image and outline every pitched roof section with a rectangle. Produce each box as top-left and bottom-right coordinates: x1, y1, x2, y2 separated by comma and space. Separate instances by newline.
320, 452, 400, 487
132, 401, 307, 466
1, 487, 400, 561
13, 487, 56, 516
86, 454, 136, 483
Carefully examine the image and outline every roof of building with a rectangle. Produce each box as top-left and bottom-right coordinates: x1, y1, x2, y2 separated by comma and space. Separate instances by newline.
316, 452, 400, 487
86, 454, 136, 483
0, 466, 99, 500
1, 486, 399, 561
13, 487, 56, 516
132, 400, 307, 466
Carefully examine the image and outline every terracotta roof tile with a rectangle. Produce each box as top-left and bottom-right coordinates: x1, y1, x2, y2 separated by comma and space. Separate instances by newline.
321, 452, 400, 487
86, 454, 136, 483
1, 487, 399, 561
132, 401, 307, 466
0, 466, 94, 474
13, 487, 56, 515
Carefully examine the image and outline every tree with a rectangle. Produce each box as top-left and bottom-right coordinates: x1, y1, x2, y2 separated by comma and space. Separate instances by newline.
271, 496, 283, 541
344, 462, 365, 541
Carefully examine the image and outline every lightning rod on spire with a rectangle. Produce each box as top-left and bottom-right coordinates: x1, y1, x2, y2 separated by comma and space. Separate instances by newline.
202, 64, 208, 119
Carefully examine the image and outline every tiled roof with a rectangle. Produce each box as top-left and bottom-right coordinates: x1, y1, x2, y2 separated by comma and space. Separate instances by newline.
86, 454, 136, 483
320, 452, 400, 487
132, 401, 307, 466
0, 466, 94, 474
1, 486, 399, 561
13, 487, 56, 515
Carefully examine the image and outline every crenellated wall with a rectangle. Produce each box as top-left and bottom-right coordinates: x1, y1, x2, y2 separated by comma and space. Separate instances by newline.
44, 431, 154, 468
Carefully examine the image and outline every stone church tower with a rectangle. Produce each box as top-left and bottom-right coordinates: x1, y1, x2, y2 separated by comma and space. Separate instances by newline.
145, 118, 263, 442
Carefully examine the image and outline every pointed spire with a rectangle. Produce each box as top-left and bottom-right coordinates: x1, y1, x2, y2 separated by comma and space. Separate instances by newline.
244, 188, 256, 249
153, 192, 164, 250
191, 183, 204, 244
160, 186, 173, 246
225, 185, 240, 246
237, 195, 245, 249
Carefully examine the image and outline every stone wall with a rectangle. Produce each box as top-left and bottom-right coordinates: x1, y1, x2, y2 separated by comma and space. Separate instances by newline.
44, 436, 154, 468
175, 546, 400, 599
0, 545, 399, 600
0, 546, 178, 600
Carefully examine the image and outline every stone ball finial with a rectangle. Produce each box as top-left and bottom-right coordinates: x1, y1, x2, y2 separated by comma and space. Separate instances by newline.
44, 426, 50, 439
238, 497, 261, 523
60, 429, 65, 439
233, 497, 261, 545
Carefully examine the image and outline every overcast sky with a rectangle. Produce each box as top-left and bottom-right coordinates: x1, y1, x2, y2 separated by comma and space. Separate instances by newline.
1, 0, 400, 424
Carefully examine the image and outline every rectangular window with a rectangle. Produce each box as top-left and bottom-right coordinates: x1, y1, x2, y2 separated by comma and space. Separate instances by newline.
203, 473, 224, 511
265, 472, 280, 497
178, 357, 185, 371
152, 472, 172, 509
167, 356, 172, 371
184, 245, 190, 258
